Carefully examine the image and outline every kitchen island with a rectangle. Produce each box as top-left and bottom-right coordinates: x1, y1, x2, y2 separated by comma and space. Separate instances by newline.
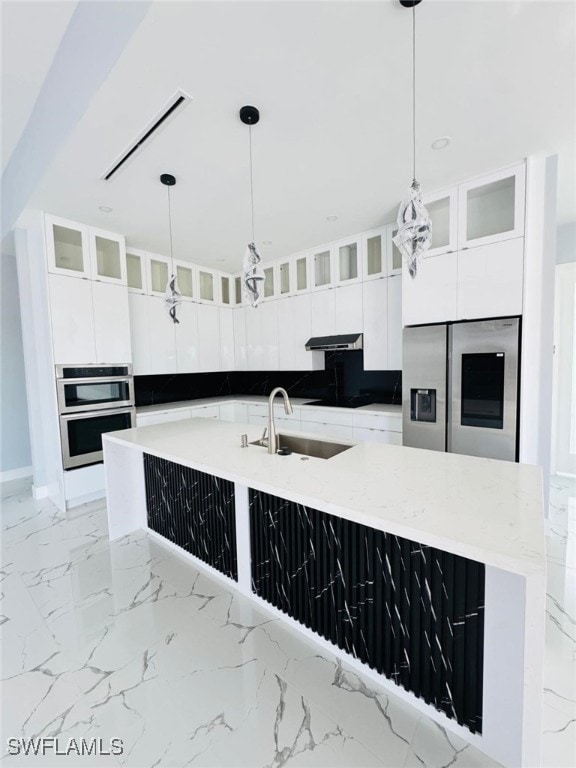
103, 417, 546, 768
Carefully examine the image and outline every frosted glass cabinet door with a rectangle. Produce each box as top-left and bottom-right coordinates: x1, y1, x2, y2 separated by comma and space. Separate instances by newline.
386, 224, 403, 276
89, 229, 126, 284
458, 164, 525, 248
336, 239, 361, 284
198, 269, 216, 302
294, 254, 310, 293
148, 254, 170, 297
126, 250, 148, 293
363, 229, 386, 280
45, 215, 90, 278
175, 262, 194, 300
421, 188, 458, 257
312, 248, 334, 290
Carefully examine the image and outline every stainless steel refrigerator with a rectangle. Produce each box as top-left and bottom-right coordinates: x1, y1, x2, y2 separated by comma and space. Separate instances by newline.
402, 318, 520, 462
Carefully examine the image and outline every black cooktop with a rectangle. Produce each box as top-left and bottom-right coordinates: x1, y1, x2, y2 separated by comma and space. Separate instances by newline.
304, 397, 373, 409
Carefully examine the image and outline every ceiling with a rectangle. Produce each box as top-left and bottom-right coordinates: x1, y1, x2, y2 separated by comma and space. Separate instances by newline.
1, 1, 76, 170
5, 0, 576, 272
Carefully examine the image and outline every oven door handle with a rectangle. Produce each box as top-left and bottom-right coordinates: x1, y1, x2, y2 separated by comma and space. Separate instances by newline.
57, 376, 133, 385
60, 407, 136, 422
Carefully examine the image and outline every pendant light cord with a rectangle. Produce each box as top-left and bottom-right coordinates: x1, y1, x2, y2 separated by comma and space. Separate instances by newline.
412, 3, 416, 183
249, 124, 255, 243
167, 185, 174, 273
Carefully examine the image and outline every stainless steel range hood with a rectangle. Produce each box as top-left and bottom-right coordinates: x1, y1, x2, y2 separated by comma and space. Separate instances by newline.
305, 333, 363, 351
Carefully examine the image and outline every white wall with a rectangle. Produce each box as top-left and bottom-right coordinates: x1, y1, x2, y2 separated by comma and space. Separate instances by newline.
557, 221, 576, 264
0, 252, 32, 477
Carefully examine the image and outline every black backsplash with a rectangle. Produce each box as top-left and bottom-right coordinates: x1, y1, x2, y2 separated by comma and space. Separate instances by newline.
135, 352, 401, 407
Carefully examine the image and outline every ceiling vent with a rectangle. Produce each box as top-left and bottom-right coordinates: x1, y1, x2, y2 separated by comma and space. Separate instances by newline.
102, 90, 192, 181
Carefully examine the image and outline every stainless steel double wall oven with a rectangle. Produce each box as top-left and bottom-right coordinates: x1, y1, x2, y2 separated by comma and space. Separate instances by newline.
57, 364, 135, 469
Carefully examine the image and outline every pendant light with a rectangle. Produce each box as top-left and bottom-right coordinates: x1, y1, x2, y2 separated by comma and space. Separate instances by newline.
240, 105, 265, 308
160, 173, 182, 323
393, 0, 432, 279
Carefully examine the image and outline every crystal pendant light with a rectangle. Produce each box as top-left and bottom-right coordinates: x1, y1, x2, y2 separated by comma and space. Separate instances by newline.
240, 105, 265, 308
393, 0, 431, 279
160, 173, 182, 323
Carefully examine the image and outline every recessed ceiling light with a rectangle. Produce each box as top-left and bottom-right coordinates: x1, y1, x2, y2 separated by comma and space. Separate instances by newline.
326, 215, 338, 222
98, 205, 113, 213
262, 240, 272, 245
431, 136, 451, 150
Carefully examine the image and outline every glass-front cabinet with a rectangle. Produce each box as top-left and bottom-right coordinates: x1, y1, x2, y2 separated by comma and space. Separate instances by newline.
148, 253, 170, 297
421, 188, 458, 258
198, 268, 216, 303
458, 164, 525, 249
362, 228, 386, 280
263, 266, 275, 299
293, 253, 310, 293
220, 274, 232, 305
311, 247, 334, 290
89, 228, 126, 284
234, 275, 243, 305
336, 238, 361, 284
278, 260, 291, 296
126, 248, 148, 293
386, 224, 403, 276
175, 261, 194, 300
45, 215, 90, 278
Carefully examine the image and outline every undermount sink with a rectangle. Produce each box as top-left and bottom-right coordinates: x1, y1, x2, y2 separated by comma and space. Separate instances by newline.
250, 433, 354, 460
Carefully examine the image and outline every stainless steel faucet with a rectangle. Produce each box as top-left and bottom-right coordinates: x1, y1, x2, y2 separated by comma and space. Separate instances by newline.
267, 387, 293, 454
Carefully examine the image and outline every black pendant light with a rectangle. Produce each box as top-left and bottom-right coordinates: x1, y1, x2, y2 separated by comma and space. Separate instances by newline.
239, 105, 265, 308
160, 173, 181, 323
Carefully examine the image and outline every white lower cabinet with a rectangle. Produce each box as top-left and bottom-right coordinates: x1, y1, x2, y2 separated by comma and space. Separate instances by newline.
353, 427, 401, 445
197, 304, 221, 372
137, 409, 191, 427
219, 307, 235, 370
335, 283, 363, 334
403, 251, 458, 326
301, 421, 354, 441
218, 403, 236, 422
49, 274, 96, 363
148, 296, 177, 373
362, 278, 388, 370
176, 301, 199, 373
92, 281, 131, 363
457, 238, 524, 320
128, 293, 151, 374
190, 405, 219, 418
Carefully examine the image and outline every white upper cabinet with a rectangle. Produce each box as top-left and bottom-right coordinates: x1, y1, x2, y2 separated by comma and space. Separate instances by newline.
311, 246, 335, 291
402, 251, 458, 326
457, 238, 524, 320
46, 216, 90, 278
262, 265, 276, 301
126, 248, 148, 294
362, 228, 387, 281
49, 274, 96, 363
261, 301, 280, 368
244, 305, 263, 370
88, 228, 126, 285
335, 283, 363, 333
233, 275, 244, 306
336, 238, 362, 285
310, 287, 336, 336
293, 293, 322, 370
362, 278, 388, 371
148, 253, 171, 297
293, 253, 310, 293
128, 293, 151, 374
175, 260, 194, 301
458, 164, 525, 249
385, 223, 403, 276
197, 304, 221, 371
387, 274, 402, 369
219, 307, 235, 370
278, 260, 292, 297
421, 187, 458, 257
175, 301, 199, 373
92, 281, 131, 362
219, 274, 233, 306
198, 267, 217, 303
233, 306, 247, 369
147, 296, 177, 373
277, 297, 296, 370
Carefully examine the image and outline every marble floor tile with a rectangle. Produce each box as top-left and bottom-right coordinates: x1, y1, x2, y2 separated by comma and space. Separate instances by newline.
1, 476, 574, 768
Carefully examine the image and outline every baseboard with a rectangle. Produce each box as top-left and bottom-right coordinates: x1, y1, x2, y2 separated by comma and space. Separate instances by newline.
0, 466, 32, 483
66, 489, 106, 509
33, 484, 49, 499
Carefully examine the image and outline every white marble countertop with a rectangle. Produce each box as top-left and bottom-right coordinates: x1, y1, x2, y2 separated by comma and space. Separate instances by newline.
136, 396, 402, 417
105, 417, 545, 576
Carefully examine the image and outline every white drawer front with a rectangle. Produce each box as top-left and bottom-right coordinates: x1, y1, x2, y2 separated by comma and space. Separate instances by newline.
234, 404, 249, 423
353, 412, 402, 432
353, 427, 402, 445
191, 405, 220, 418
218, 404, 236, 422
300, 421, 354, 441
137, 409, 191, 427
299, 407, 354, 427
247, 404, 267, 418
248, 414, 268, 426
